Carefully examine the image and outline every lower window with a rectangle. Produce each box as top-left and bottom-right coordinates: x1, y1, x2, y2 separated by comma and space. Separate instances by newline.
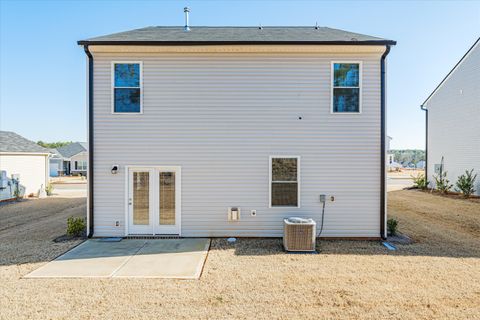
270, 156, 299, 207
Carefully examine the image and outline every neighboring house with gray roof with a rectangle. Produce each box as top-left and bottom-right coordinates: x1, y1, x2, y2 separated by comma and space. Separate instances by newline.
78, 21, 395, 238
56, 142, 88, 176
0, 131, 50, 200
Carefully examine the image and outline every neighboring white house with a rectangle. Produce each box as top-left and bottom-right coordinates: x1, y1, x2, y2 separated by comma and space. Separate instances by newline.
386, 136, 395, 165
56, 142, 88, 176
421, 37, 480, 195
0, 131, 50, 200
78, 25, 395, 238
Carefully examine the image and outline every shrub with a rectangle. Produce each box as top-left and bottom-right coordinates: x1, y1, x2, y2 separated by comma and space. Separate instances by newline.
67, 217, 86, 237
13, 188, 21, 200
412, 173, 429, 190
433, 158, 452, 194
434, 171, 453, 194
45, 183, 54, 196
455, 169, 477, 198
387, 218, 398, 236
13, 181, 22, 200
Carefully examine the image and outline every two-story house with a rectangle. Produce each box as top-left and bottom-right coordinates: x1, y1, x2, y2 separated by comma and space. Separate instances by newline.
78, 24, 395, 239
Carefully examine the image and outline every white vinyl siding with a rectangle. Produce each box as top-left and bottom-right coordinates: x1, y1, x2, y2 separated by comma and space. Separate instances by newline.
0, 154, 49, 197
426, 41, 480, 195
91, 50, 383, 237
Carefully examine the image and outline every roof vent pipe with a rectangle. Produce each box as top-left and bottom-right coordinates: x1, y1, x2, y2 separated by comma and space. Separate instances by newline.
184, 7, 190, 32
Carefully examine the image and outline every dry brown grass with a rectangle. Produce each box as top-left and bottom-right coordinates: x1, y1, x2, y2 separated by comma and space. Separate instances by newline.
1, 191, 479, 319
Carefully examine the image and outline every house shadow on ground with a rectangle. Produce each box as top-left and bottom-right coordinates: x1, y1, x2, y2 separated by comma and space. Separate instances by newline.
214, 236, 480, 259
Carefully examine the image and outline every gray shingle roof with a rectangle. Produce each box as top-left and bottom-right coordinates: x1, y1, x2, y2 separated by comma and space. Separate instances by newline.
0, 131, 49, 153
56, 142, 87, 158
48, 148, 63, 159
78, 26, 395, 45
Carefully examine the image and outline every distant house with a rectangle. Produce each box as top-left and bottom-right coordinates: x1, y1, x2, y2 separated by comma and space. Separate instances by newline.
0, 131, 50, 200
416, 160, 426, 169
386, 136, 395, 165
421, 37, 479, 194
56, 142, 88, 176
48, 148, 64, 177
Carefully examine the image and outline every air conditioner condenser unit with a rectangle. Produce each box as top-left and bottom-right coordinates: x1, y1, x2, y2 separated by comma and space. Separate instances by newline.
283, 217, 316, 252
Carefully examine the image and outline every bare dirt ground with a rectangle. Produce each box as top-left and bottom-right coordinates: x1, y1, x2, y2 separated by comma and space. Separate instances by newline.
1, 191, 479, 320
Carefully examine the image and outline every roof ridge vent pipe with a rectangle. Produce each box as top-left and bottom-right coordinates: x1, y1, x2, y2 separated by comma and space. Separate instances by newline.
259, 23, 263, 30
184, 7, 190, 32
315, 22, 319, 30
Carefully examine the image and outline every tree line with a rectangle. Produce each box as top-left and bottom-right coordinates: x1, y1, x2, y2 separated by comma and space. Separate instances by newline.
37, 141, 72, 149
391, 149, 425, 165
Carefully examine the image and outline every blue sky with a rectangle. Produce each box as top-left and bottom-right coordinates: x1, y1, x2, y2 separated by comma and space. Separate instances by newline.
1, 0, 479, 149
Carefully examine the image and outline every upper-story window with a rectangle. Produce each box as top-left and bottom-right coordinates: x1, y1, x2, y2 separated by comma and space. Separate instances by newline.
332, 62, 361, 113
113, 62, 142, 113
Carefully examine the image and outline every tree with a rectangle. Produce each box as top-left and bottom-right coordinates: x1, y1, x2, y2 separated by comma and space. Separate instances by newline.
37, 141, 72, 149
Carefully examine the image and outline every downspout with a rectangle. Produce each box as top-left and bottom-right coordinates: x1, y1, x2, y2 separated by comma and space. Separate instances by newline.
380, 45, 391, 240
420, 104, 428, 185
84, 45, 94, 238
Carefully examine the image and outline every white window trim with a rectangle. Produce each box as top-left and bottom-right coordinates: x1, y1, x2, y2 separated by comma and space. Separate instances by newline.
111, 61, 143, 114
330, 61, 363, 114
269, 155, 301, 208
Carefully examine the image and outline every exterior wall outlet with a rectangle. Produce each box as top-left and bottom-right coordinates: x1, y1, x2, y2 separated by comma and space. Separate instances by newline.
251, 210, 257, 216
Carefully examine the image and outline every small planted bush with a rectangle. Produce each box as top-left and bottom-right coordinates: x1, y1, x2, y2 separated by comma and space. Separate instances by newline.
433, 158, 452, 194
387, 218, 398, 236
434, 171, 453, 194
412, 173, 429, 190
455, 169, 477, 198
67, 217, 86, 237
45, 183, 54, 196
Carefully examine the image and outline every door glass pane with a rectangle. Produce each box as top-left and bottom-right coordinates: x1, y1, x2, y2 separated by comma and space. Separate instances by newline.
159, 172, 175, 225
133, 172, 149, 225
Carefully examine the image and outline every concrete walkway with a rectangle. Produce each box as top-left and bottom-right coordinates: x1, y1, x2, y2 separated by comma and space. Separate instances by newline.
25, 238, 210, 279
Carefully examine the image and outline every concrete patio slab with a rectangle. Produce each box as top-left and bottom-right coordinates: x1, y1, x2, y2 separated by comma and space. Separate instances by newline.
113, 239, 210, 278
25, 238, 210, 279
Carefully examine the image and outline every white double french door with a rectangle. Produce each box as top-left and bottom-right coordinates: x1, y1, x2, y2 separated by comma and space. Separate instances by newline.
127, 167, 181, 235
